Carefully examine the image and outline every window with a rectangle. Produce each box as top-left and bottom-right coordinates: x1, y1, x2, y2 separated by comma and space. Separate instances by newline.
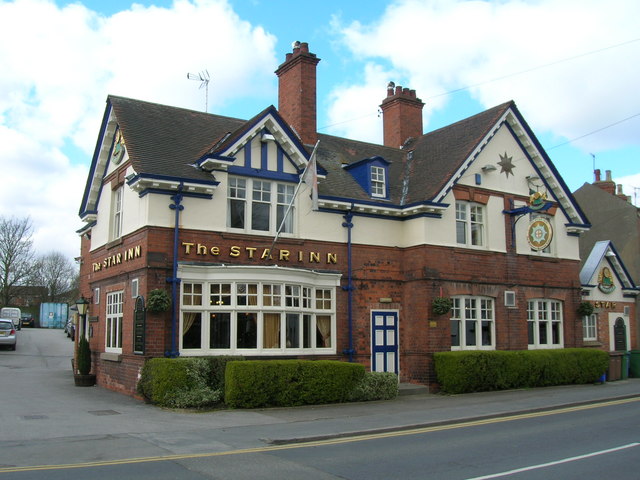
94, 288, 100, 305
451, 296, 494, 350
528, 299, 563, 348
131, 278, 139, 298
228, 177, 295, 234
179, 275, 337, 355
371, 166, 386, 197
456, 202, 484, 246
105, 291, 123, 352
583, 314, 597, 341
111, 186, 123, 240
228, 177, 246, 229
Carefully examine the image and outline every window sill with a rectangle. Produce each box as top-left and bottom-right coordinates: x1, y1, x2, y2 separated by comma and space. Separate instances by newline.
100, 352, 122, 362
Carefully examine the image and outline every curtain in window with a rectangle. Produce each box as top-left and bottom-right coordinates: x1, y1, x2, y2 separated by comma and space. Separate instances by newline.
263, 313, 280, 348
183, 312, 198, 335
316, 315, 331, 347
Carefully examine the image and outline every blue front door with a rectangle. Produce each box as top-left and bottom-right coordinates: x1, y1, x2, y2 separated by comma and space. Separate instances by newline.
371, 311, 399, 374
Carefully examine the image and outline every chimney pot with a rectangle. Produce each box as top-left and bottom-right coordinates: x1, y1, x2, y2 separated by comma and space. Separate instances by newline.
605, 169, 612, 181
594, 169, 601, 182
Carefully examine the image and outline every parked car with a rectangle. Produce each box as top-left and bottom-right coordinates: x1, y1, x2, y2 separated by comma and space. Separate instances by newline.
64, 320, 75, 340
20, 313, 34, 328
0, 318, 17, 350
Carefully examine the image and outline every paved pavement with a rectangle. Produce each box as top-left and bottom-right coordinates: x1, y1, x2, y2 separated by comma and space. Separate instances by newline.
2, 328, 640, 468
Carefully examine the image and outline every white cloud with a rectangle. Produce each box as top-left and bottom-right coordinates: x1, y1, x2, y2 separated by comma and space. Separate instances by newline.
0, 0, 278, 261
328, 0, 640, 154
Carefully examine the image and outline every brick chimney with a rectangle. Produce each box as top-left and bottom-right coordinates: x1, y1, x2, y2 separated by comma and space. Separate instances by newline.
275, 41, 320, 146
593, 169, 616, 195
380, 83, 424, 148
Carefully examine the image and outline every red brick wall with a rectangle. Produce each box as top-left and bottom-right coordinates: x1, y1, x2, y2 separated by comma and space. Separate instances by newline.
80, 221, 585, 396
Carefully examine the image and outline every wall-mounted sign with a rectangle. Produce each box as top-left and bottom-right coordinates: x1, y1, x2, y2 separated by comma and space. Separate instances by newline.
111, 129, 125, 165
92, 244, 142, 272
527, 217, 553, 251
182, 242, 338, 265
598, 266, 616, 294
133, 296, 145, 355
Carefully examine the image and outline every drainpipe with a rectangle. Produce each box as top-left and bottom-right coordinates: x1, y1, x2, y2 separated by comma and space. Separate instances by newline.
342, 209, 355, 362
166, 184, 184, 358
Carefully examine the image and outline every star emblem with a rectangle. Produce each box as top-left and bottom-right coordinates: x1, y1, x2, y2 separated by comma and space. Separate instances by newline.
497, 152, 515, 178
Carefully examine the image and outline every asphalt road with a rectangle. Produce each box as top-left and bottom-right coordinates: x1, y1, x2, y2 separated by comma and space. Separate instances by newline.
1, 329, 640, 479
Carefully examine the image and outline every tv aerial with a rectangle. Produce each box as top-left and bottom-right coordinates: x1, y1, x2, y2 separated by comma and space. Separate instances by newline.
187, 70, 210, 112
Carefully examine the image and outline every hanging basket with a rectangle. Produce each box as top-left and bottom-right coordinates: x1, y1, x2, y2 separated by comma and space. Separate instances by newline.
147, 289, 171, 313
577, 301, 594, 317
432, 297, 453, 316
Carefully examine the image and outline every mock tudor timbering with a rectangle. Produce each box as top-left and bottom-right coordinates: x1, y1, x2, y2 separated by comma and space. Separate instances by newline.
77, 42, 619, 398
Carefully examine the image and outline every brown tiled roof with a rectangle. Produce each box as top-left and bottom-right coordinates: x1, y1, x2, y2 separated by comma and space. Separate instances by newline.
109, 95, 246, 181
110, 95, 515, 205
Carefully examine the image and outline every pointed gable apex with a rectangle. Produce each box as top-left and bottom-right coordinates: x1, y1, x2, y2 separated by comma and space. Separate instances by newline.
432, 101, 589, 231
195, 106, 313, 174
580, 241, 638, 293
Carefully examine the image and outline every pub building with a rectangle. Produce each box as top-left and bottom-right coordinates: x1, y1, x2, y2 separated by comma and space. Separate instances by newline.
77, 42, 600, 396
579, 240, 638, 378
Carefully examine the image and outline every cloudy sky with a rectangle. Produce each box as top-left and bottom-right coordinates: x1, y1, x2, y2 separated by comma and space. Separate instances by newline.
1, 0, 639, 262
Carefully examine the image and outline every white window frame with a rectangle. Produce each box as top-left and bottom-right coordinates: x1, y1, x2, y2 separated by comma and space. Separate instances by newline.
131, 278, 139, 298
456, 201, 485, 247
94, 287, 100, 305
371, 166, 386, 198
178, 265, 340, 356
450, 295, 495, 350
227, 177, 295, 235
111, 186, 123, 240
527, 299, 564, 349
105, 291, 124, 353
583, 313, 598, 341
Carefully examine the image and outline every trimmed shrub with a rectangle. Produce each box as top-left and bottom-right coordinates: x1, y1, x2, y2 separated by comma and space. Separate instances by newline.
137, 356, 242, 409
76, 336, 91, 375
225, 360, 365, 408
434, 349, 609, 394
349, 372, 399, 402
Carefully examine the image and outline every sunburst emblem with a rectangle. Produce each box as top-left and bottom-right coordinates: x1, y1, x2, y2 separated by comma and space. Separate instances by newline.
498, 152, 515, 178
527, 218, 553, 251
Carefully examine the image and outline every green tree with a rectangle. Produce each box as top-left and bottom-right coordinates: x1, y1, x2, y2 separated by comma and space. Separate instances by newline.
0, 216, 36, 307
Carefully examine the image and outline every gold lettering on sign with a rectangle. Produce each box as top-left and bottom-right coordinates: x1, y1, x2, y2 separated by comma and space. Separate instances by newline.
593, 301, 617, 309
180, 241, 339, 265
92, 244, 142, 272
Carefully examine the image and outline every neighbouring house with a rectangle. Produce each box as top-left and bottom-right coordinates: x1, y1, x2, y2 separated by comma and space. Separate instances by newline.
574, 170, 640, 348
580, 241, 638, 350
77, 42, 593, 396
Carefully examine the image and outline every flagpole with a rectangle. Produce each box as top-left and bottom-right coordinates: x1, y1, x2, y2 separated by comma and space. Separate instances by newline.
268, 140, 320, 256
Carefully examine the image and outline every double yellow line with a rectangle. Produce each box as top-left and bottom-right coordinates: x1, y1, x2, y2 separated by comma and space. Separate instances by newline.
1, 396, 638, 474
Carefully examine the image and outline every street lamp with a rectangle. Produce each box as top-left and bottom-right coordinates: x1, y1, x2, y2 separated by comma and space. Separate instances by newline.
75, 297, 89, 339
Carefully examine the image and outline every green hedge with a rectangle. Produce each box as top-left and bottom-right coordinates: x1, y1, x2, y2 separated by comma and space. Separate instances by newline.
225, 360, 365, 408
434, 349, 609, 394
137, 356, 243, 408
349, 371, 399, 402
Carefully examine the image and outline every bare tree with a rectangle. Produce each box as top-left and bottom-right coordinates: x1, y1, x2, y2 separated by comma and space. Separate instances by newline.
32, 251, 79, 303
0, 216, 37, 307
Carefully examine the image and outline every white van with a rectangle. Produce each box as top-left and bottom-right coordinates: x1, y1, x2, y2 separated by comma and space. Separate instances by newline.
0, 307, 22, 330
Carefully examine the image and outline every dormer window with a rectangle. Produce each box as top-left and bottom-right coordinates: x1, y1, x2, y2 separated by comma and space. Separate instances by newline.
371, 166, 386, 198
343, 156, 390, 200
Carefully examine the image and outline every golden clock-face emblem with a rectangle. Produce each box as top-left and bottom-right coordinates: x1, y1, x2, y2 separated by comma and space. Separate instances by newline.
527, 217, 553, 251
111, 130, 125, 165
